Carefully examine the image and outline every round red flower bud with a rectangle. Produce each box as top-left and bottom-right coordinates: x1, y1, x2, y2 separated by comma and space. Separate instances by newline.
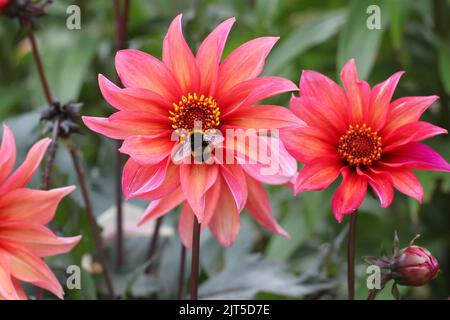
0, 0, 11, 12
390, 245, 440, 286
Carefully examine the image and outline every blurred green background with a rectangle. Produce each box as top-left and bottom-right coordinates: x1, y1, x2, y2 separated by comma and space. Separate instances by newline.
0, 0, 448, 300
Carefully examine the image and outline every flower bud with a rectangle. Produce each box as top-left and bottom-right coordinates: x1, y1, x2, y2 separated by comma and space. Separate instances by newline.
390, 245, 440, 286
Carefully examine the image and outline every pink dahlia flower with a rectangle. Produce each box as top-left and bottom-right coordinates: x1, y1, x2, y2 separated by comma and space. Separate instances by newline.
0, 125, 81, 300
281, 59, 450, 222
0, 0, 9, 12
83, 15, 300, 248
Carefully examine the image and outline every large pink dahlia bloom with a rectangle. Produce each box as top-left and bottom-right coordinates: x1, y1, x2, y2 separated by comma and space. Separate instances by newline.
83, 15, 300, 248
281, 59, 450, 222
0, 125, 81, 300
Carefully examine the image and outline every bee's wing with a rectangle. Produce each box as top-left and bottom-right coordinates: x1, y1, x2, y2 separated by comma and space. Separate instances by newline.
171, 141, 192, 163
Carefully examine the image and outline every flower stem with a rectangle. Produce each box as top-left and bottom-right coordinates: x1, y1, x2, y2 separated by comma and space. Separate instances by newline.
145, 216, 164, 273
42, 117, 60, 189
113, 0, 131, 269
177, 245, 187, 300
190, 216, 201, 300
367, 289, 379, 300
347, 211, 358, 300
66, 141, 116, 299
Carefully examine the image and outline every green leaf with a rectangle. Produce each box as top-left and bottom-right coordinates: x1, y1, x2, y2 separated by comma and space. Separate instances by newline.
337, 0, 388, 79
438, 44, 450, 96
387, 0, 412, 49
264, 9, 346, 75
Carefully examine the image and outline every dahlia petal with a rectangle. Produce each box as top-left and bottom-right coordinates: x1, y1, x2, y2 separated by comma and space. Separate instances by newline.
0, 138, 50, 193
119, 132, 174, 165
196, 17, 235, 96
162, 14, 200, 93
138, 187, 185, 226
294, 157, 342, 194
245, 174, 289, 237
0, 186, 75, 225
220, 164, 247, 212
135, 160, 180, 201
386, 167, 424, 202
383, 121, 447, 152
180, 164, 219, 222
382, 95, 439, 137
4, 244, 64, 299
98, 74, 171, 115
299, 70, 348, 125
0, 124, 16, 184
217, 37, 279, 96
178, 203, 195, 250
358, 168, 394, 208
340, 59, 366, 124
331, 167, 368, 222
0, 223, 81, 257
12, 279, 27, 300
82, 113, 168, 140
382, 143, 450, 172
368, 72, 403, 131
290, 96, 345, 138
222, 105, 303, 129
115, 49, 181, 101
0, 249, 19, 300
202, 176, 222, 225
219, 76, 298, 116
280, 126, 337, 163
208, 177, 240, 247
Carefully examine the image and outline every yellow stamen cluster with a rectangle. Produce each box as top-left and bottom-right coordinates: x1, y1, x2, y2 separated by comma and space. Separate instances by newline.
169, 93, 220, 131
337, 123, 382, 166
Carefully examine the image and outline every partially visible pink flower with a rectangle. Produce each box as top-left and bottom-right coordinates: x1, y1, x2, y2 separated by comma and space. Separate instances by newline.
0, 0, 10, 13
83, 15, 299, 248
391, 245, 440, 286
0, 124, 81, 300
281, 59, 450, 222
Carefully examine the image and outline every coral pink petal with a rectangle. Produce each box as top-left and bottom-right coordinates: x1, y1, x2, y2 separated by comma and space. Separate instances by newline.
383, 121, 447, 152
222, 105, 303, 129
4, 244, 64, 299
220, 164, 247, 212
0, 124, 16, 184
0, 138, 50, 193
294, 157, 342, 194
0, 186, 75, 225
381, 143, 450, 172
0, 223, 80, 257
196, 17, 235, 96
162, 14, 200, 93
280, 126, 337, 163
340, 59, 367, 124
217, 37, 279, 96
384, 167, 424, 202
219, 76, 298, 117
357, 167, 394, 208
368, 71, 403, 131
331, 167, 368, 222
382, 95, 439, 137
180, 164, 219, 222
299, 70, 348, 127
119, 132, 174, 165
82, 112, 168, 140
178, 203, 196, 250
98, 75, 171, 115
208, 177, 240, 247
0, 249, 19, 300
138, 187, 185, 226
245, 174, 289, 237
135, 160, 180, 201
115, 49, 181, 101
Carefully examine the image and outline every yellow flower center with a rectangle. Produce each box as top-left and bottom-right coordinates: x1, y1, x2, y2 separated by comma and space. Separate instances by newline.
169, 93, 220, 131
337, 123, 382, 166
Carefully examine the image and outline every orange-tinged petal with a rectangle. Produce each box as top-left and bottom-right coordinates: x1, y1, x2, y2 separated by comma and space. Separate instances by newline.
340, 59, 366, 124
196, 17, 235, 96
0, 248, 19, 300
135, 160, 180, 201
331, 167, 367, 222
162, 14, 200, 93
0, 124, 16, 184
245, 174, 289, 237
115, 49, 181, 101
178, 203, 195, 250
220, 164, 247, 212
180, 164, 219, 222
357, 167, 394, 208
208, 177, 240, 247
138, 187, 185, 226
385, 167, 424, 202
119, 132, 174, 165
294, 157, 342, 194
0, 186, 74, 224
217, 37, 279, 96
0, 138, 50, 193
